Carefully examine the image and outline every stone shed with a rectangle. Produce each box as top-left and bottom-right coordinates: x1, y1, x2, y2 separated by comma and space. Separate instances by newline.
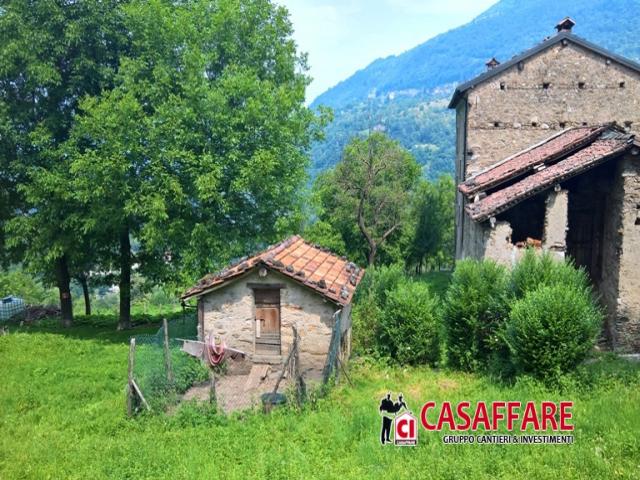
449, 18, 640, 352
181, 236, 364, 382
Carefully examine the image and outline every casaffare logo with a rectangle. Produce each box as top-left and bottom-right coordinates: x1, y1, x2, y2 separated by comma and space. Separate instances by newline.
379, 393, 418, 446
379, 394, 575, 446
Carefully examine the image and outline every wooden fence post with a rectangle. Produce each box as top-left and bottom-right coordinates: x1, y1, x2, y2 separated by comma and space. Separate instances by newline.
127, 337, 136, 417
163, 318, 175, 385
293, 326, 305, 406
209, 371, 216, 405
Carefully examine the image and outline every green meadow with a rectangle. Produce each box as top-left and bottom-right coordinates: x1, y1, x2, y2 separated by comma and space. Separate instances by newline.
1, 318, 639, 479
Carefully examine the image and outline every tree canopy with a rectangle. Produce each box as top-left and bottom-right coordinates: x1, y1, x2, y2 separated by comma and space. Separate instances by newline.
1, 0, 325, 327
406, 175, 455, 273
1, 0, 132, 324
310, 133, 420, 266
308, 132, 454, 269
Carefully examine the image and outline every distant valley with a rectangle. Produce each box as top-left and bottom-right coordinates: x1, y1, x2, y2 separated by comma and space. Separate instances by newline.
310, 0, 640, 179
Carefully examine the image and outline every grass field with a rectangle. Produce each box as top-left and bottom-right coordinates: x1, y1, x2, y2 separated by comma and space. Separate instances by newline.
1, 318, 639, 479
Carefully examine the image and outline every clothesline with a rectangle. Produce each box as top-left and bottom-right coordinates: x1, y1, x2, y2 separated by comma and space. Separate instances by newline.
176, 337, 247, 362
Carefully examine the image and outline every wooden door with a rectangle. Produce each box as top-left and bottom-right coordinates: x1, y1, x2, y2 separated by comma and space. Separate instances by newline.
567, 192, 605, 281
254, 288, 281, 355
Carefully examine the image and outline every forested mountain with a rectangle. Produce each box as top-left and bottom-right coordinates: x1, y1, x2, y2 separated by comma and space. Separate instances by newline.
310, 0, 640, 178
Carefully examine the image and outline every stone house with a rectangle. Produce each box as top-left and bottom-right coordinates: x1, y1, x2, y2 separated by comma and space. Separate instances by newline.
449, 18, 640, 352
181, 236, 364, 382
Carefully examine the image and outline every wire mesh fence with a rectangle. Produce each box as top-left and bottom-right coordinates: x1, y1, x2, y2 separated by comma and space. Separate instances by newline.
321, 305, 354, 388
127, 309, 346, 416
323, 310, 343, 383
128, 311, 209, 414
201, 326, 305, 414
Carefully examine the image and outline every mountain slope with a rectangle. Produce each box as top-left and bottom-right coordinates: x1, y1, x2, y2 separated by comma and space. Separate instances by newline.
313, 0, 640, 110
310, 0, 640, 179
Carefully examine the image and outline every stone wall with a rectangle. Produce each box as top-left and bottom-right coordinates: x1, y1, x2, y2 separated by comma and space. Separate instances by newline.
200, 269, 342, 381
453, 35, 640, 352
455, 101, 468, 259
612, 156, 640, 351
482, 221, 519, 265
460, 42, 640, 178
542, 189, 568, 258
598, 159, 625, 348
462, 189, 568, 267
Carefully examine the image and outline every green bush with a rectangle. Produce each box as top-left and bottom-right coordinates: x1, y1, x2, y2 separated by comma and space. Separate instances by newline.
505, 284, 602, 380
443, 259, 509, 371
352, 264, 405, 354
353, 263, 405, 306
351, 292, 383, 355
511, 249, 591, 298
0, 267, 58, 305
352, 264, 445, 364
377, 280, 440, 365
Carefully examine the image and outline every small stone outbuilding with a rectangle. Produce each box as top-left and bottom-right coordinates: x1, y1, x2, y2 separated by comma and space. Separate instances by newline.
450, 18, 640, 352
181, 236, 364, 382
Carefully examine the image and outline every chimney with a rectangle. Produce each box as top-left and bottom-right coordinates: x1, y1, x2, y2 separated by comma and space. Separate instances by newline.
555, 17, 576, 33
485, 57, 500, 71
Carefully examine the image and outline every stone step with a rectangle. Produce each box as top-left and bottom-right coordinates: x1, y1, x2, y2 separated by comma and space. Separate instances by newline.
252, 354, 283, 364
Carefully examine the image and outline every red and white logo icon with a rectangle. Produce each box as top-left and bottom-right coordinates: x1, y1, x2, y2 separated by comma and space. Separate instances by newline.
394, 412, 418, 446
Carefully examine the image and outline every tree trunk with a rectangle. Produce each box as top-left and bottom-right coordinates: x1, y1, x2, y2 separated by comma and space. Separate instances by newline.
118, 226, 132, 330
54, 255, 73, 327
79, 274, 91, 316
367, 244, 377, 266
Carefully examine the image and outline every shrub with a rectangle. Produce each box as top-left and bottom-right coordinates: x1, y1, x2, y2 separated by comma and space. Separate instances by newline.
352, 264, 444, 364
352, 264, 406, 355
443, 259, 509, 371
0, 267, 58, 305
511, 249, 591, 299
353, 263, 405, 306
351, 291, 383, 355
505, 284, 602, 380
377, 280, 440, 365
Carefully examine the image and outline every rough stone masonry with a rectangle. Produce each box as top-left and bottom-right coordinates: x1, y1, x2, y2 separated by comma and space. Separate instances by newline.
450, 19, 640, 352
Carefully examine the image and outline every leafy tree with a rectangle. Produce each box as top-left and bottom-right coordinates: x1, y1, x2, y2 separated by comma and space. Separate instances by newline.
8, 160, 83, 325
316, 132, 420, 266
302, 220, 347, 256
406, 175, 455, 273
63, 0, 324, 329
311, 170, 368, 264
0, 0, 131, 325
0, 266, 58, 306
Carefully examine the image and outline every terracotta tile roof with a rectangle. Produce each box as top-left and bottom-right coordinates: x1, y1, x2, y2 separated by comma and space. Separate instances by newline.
459, 126, 606, 197
465, 128, 635, 222
181, 236, 365, 305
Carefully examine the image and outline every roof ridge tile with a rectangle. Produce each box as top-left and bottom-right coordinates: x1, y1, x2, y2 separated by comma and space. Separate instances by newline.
182, 235, 365, 305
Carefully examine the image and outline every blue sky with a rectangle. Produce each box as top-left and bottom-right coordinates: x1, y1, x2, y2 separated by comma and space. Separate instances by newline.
278, 0, 498, 102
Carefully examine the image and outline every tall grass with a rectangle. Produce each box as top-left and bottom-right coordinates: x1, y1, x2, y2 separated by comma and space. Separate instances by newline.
0, 323, 639, 479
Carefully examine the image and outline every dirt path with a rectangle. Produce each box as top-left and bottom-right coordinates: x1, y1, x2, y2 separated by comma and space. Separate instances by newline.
180, 370, 289, 413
